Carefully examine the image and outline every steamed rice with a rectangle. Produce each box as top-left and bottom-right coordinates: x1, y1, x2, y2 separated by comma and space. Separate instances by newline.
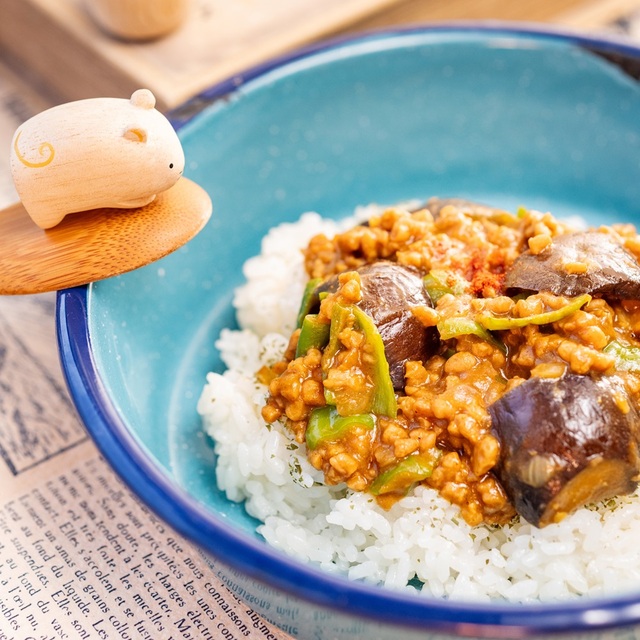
198, 207, 640, 602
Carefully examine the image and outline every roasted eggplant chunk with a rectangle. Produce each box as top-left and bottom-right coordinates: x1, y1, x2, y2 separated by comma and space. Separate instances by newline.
506, 231, 640, 299
356, 262, 438, 389
489, 374, 640, 527
315, 262, 438, 390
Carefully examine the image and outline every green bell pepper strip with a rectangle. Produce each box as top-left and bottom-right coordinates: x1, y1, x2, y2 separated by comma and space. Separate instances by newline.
296, 278, 323, 328
604, 340, 640, 372
352, 305, 397, 418
437, 317, 506, 354
306, 406, 375, 450
370, 449, 442, 496
477, 293, 591, 331
322, 303, 353, 407
322, 302, 397, 418
295, 314, 330, 358
423, 270, 467, 303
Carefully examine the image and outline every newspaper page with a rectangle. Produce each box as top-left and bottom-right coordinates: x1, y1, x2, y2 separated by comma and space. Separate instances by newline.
0, 64, 292, 640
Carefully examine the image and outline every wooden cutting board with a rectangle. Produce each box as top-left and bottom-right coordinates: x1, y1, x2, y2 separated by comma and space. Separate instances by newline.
0, 0, 405, 112
2, 0, 639, 114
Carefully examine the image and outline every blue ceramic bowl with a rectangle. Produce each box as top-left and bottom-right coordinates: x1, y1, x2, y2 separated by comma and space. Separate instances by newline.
58, 24, 640, 639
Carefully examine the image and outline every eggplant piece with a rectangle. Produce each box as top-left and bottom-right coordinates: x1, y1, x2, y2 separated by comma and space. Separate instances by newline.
356, 262, 438, 389
506, 231, 640, 299
489, 374, 640, 527
316, 262, 438, 390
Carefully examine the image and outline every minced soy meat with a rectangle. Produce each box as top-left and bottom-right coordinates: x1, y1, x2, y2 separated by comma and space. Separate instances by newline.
260, 199, 640, 528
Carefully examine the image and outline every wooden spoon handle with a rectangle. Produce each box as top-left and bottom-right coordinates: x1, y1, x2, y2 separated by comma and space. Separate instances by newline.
0, 177, 212, 295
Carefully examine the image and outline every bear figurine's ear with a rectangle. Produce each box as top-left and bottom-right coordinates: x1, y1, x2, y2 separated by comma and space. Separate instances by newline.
130, 89, 156, 110
123, 127, 148, 143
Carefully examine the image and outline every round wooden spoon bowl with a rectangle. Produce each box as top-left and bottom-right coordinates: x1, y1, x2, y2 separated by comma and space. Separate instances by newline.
0, 176, 212, 295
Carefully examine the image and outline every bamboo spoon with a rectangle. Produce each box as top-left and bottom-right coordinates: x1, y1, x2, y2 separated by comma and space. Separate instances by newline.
0, 176, 211, 295
2, 88, 212, 295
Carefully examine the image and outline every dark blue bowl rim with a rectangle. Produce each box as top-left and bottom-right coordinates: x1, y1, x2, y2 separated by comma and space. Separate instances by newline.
56, 23, 640, 636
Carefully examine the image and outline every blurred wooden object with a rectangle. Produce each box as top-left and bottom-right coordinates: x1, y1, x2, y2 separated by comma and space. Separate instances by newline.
0, 0, 404, 111
85, 0, 189, 40
1, 0, 639, 113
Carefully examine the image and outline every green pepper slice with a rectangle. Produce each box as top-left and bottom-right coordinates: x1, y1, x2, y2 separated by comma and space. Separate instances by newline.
306, 406, 375, 450
296, 277, 323, 328
322, 303, 353, 407
604, 340, 640, 372
295, 314, 330, 358
437, 317, 506, 353
351, 305, 397, 418
477, 293, 591, 331
322, 302, 397, 418
423, 270, 467, 303
370, 449, 442, 496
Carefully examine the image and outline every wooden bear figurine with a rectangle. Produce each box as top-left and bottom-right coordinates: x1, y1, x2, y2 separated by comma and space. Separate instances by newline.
10, 89, 185, 229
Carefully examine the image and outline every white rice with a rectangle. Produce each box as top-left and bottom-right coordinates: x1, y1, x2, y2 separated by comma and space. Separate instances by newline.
198, 208, 640, 603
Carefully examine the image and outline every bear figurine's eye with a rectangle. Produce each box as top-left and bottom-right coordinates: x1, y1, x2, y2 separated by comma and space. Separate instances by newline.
170, 163, 174, 169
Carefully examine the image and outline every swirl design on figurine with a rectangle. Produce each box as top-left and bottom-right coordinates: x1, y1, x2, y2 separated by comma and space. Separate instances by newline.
13, 131, 55, 168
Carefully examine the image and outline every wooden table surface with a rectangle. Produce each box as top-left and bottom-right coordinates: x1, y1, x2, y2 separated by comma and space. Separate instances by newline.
351, 0, 640, 28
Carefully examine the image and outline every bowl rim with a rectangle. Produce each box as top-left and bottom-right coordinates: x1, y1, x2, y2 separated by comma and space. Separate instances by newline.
57, 22, 640, 637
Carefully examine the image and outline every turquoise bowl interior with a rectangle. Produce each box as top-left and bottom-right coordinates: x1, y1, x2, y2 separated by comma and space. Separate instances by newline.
58, 24, 640, 639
